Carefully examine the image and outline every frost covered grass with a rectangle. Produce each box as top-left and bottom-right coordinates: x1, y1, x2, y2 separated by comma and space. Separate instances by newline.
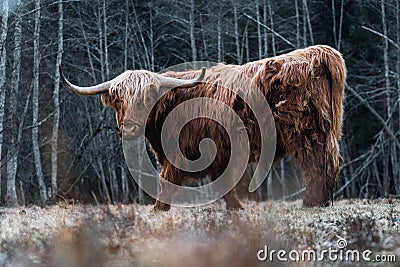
0, 199, 399, 266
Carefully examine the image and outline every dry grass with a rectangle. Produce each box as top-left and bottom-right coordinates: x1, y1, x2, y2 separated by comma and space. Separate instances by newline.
0, 199, 399, 266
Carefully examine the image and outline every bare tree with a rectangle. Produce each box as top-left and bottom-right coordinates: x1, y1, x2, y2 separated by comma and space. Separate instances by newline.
96, 2, 105, 81
32, 0, 47, 204
131, 3, 150, 69
396, 0, 400, 195
0, 0, 8, 203
303, 0, 313, 45
233, 1, 241, 64
124, 0, 129, 70
302, 0, 307, 47
263, 0, 268, 56
331, 0, 337, 48
381, 0, 390, 196
0, 0, 9, 201
121, 165, 129, 203
137, 140, 144, 204
77, 8, 97, 82
190, 0, 197, 62
244, 21, 250, 62
149, 0, 155, 70
5, 0, 22, 207
51, 0, 63, 197
255, 0, 262, 59
295, 0, 300, 48
337, 0, 344, 50
267, 0, 275, 55
217, 11, 223, 62
102, 0, 109, 79
199, 14, 209, 60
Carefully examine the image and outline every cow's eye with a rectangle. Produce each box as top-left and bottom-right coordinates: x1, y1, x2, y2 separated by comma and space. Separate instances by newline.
124, 120, 135, 127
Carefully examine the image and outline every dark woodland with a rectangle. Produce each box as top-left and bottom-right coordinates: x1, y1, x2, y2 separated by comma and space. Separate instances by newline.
0, 0, 399, 207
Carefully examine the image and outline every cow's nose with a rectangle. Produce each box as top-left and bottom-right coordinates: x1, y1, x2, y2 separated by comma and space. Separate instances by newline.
122, 120, 140, 139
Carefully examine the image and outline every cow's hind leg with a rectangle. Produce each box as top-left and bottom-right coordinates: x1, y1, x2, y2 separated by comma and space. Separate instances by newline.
223, 188, 243, 210
293, 133, 340, 207
302, 166, 331, 207
213, 166, 243, 211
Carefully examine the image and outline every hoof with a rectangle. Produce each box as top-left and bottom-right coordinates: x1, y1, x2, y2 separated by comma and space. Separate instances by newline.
303, 198, 330, 208
226, 202, 244, 211
152, 201, 171, 212
303, 187, 331, 208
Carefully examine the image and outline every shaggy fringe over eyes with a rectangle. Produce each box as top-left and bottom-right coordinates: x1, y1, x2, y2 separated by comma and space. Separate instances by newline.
109, 70, 161, 102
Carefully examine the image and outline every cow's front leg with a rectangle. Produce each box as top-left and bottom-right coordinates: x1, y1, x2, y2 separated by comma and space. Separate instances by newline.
153, 166, 182, 212
213, 166, 243, 211
223, 188, 243, 210
153, 175, 172, 212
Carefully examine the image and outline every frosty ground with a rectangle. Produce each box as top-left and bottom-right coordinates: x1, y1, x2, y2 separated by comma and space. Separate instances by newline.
0, 199, 399, 266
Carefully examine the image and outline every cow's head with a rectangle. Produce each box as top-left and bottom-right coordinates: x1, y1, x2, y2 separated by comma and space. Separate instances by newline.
60, 66, 205, 139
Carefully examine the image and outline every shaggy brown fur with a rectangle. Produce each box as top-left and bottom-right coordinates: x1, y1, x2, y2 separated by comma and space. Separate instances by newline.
101, 45, 346, 211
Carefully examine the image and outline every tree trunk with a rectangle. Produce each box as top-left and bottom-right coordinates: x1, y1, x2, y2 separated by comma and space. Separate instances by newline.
19, 181, 25, 206
13, 96, 30, 204
51, 0, 63, 197
102, 0, 109, 79
303, 0, 314, 45
255, 0, 262, 60
109, 164, 118, 203
263, 0, 268, 56
302, 0, 307, 47
6, 0, 22, 207
280, 159, 286, 197
79, 11, 96, 82
244, 22, 249, 62
200, 15, 209, 60
295, 0, 300, 48
217, 13, 222, 62
331, 0, 337, 48
381, 0, 391, 196
233, 2, 241, 64
149, 0, 155, 71
124, 0, 129, 70
132, 4, 150, 69
268, 0, 276, 56
32, 0, 47, 204
395, 0, 400, 195
98, 3, 105, 81
267, 172, 273, 199
0, 0, 9, 202
121, 165, 129, 203
137, 141, 144, 204
189, 0, 197, 63
93, 157, 110, 203
337, 0, 344, 50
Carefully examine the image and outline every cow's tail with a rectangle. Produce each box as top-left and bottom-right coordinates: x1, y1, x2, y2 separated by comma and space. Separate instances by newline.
315, 45, 346, 201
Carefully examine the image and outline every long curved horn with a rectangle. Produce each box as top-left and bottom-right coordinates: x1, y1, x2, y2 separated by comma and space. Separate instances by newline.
59, 65, 112, 95
157, 67, 206, 89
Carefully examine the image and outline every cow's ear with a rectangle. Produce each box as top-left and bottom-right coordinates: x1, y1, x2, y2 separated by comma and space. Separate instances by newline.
101, 92, 119, 110
144, 83, 160, 110
101, 93, 112, 107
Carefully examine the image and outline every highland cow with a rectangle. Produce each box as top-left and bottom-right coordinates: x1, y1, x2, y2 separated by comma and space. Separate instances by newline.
61, 45, 346, 211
